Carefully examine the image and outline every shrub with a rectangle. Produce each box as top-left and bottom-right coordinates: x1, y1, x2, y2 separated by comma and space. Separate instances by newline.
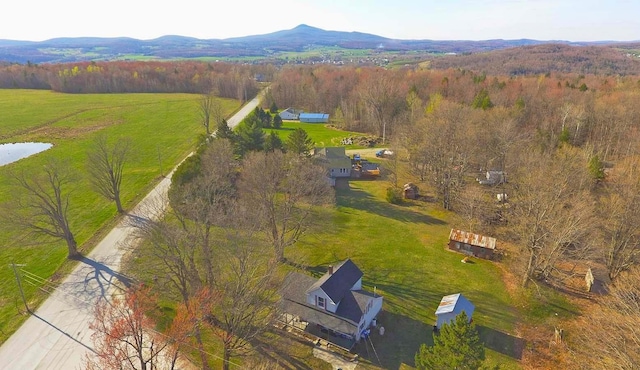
386, 187, 403, 204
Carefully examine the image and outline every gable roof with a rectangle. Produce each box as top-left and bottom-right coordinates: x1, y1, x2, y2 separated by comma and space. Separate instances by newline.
449, 229, 496, 250
435, 293, 474, 315
281, 272, 359, 334
314, 147, 346, 158
335, 289, 376, 323
306, 259, 363, 303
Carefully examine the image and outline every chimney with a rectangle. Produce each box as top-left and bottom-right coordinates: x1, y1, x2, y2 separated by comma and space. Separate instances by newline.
328, 265, 334, 275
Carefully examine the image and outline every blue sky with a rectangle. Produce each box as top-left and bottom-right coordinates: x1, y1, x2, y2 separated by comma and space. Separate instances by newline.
3, 0, 639, 42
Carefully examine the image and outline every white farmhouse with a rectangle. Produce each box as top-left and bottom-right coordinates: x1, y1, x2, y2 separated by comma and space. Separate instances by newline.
280, 259, 383, 349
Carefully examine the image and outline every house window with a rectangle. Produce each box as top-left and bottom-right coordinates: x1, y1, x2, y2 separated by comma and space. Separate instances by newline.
317, 296, 326, 309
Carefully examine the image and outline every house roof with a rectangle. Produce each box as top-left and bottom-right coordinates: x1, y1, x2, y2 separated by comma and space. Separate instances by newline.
307, 259, 363, 303
314, 147, 346, 158
282, 272, 359, 334
449, 229, 496, 250
335, 289, 377, 323
435, 293, 474, 315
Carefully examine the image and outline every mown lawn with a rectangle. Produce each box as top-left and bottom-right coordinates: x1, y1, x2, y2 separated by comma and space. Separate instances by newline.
293, 178, 523, 369
267, 120, 375, 149
0, 89, 240, 344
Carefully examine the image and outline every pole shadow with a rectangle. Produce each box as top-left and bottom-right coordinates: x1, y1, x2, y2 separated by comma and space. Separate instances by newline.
32, 313, 96, 354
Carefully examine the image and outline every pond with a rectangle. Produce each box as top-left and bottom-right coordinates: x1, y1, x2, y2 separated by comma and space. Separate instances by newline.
0, 142, 53, 166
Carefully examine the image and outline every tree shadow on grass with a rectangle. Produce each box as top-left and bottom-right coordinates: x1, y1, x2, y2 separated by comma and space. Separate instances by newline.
477, 325, 525, 360
251, 328, 324, 370
336, 185, 445, 225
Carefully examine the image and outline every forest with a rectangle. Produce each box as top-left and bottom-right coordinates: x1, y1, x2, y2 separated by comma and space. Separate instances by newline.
0, 60, 276, 96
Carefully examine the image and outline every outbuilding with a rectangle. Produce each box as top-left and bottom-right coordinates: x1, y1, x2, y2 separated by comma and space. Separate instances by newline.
435, 293, 474, 329
300, 113, 329, 123
448, 229, 496, 260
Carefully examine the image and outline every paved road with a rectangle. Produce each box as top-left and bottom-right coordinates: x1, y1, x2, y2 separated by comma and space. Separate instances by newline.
0, 93, 263, 370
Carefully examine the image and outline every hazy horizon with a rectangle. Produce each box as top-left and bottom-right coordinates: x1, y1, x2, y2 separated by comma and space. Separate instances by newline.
3, 0, 640, 43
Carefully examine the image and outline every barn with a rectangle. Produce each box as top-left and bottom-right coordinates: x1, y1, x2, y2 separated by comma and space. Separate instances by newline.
435, 293, 474, 329
448, 229, 496, 260
299, 113, 329, 123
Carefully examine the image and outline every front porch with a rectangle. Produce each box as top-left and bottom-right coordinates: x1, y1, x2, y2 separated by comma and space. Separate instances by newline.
279, 313, 356, 351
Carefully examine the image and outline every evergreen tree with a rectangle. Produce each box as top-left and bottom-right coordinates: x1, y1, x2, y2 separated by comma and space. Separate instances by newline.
235, 119, 265, 156
286, 127, 314, 156
273, 114, 283, 129
415, 312, 485, 370
270, 102, 279, 114
264, 131, 284, 152
215, 119, 235, 141
472, 89, 493, 110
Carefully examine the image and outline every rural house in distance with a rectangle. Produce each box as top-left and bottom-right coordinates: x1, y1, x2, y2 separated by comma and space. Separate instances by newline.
279, 107, 303, 120
278, 108, 330, 123
448, 228, 497, 260
280, 259, 383, 349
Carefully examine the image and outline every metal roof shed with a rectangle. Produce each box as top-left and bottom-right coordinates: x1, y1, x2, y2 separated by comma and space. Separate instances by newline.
435, 293, 475, 329
300, 113, 329, 123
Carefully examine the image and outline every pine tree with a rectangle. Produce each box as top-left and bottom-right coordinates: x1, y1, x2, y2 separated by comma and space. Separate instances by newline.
215, 119, 235, 141
415, 312, 485, 370
285, 128, 314, 156
264, 131, 284, 152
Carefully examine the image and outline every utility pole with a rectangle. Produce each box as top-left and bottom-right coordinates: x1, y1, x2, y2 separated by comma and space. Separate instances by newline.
11, 263, 29, 313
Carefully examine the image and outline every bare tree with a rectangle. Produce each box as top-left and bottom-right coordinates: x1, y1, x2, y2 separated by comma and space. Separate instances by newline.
238, 151, 334, 262
571, 267, 640, 369
5, 160, 79, 258
86, 284, 186, 370
600, 157, 640, 280
133, 211, 212, 370
203, 228, 283, 370
87, 134, 130, 213
401, 101, 471, 210
508, 148, 595, 287
359, 71, 406, 144
199, 91, 223, 136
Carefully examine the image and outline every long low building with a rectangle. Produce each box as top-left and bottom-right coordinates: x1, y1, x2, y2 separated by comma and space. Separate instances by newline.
300, 112, 329, 123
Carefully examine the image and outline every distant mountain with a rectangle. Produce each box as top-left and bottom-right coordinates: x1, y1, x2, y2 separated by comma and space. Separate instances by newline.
0, 24, 634, 64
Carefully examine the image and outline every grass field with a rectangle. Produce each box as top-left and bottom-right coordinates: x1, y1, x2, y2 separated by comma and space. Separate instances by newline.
268, 120, 374, 149
294, 174, 522, 369
0, 89, 241, 343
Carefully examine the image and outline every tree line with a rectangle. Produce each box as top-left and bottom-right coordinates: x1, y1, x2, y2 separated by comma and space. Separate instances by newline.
0, 60, 274, 97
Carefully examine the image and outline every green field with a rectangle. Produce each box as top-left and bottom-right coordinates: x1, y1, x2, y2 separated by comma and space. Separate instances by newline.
0, 89, 241, 343
268, 120, 373, 149
296, 177, 522, 369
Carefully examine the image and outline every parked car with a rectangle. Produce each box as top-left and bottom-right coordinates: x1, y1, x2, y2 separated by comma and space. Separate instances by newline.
376, 149, 394, 157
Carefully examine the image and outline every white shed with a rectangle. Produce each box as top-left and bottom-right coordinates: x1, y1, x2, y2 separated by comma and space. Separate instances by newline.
435, 293, 474, 329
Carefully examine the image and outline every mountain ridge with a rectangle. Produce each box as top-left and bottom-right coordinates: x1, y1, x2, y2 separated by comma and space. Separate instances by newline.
0, 24, 638, 64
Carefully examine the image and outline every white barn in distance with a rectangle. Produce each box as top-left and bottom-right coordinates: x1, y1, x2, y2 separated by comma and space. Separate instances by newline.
435, 293, 475, 329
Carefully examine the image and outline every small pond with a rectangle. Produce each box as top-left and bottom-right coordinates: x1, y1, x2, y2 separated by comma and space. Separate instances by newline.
0, 142, 53, 166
